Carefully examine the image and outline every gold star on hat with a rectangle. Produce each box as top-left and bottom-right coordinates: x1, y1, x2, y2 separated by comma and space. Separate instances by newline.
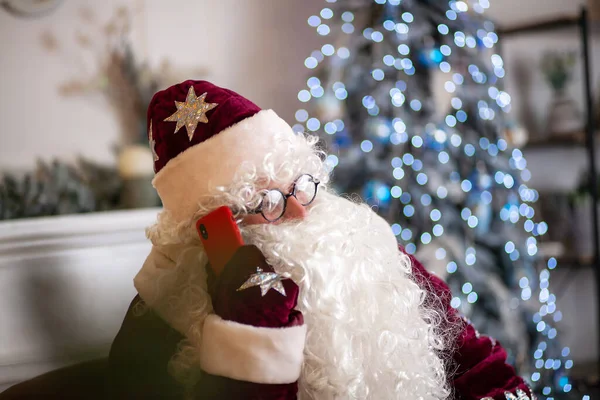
164, 86, 218, 141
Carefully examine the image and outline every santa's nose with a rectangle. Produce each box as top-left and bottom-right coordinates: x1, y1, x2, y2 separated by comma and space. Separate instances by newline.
282, 195, 308, 222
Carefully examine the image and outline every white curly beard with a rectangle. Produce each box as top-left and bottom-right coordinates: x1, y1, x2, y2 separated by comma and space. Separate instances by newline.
239, 190, 450, 400
144, 189, 450, 399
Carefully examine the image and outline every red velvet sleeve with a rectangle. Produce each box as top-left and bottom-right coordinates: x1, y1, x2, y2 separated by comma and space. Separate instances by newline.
194, 245, 302, 400
406, 252, 534, 400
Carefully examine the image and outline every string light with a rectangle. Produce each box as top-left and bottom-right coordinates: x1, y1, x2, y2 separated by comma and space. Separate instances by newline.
337, 47, 350, 59
304, 57, 318, 69
320, 8, 333, 19
295, 109, 308, 122
298, 89, 311, 102
325, 154, 339, 170
317, 24, 331, 35
308, 15, 321, 27
306, 118, 320, 131
361, 140, 373, 152
372, 68, 385, 81
322, 44, 335, 56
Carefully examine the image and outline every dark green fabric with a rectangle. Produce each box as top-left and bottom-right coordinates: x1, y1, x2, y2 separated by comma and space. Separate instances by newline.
0, 359, 108, 400
1, 296, 184, 400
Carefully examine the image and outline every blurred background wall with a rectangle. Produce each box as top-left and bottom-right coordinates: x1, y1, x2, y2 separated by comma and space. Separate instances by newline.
0, 0, 598, 375
2, 0, 599, 188
493, 0, 600, 369
0, 0, 324, 171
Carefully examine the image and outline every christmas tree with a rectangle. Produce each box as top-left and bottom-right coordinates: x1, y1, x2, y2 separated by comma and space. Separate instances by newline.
295, 0, 574, 397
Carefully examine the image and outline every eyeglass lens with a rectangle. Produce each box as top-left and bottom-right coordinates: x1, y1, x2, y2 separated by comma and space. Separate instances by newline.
294, 174, 317, 206
260, 174, 318, 221
261, 190, 286, 221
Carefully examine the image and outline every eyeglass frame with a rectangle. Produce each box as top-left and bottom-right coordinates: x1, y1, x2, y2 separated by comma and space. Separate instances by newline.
248, 174, 320, 222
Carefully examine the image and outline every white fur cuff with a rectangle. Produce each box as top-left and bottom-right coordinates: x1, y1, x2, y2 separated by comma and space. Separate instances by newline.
199, 314, 307, 384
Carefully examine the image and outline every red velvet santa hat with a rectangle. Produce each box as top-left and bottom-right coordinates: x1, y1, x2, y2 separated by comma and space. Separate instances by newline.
147, 80, 300, 223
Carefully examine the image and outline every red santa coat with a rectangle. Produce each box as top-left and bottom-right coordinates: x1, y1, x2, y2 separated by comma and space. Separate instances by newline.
0, 246, 533, 400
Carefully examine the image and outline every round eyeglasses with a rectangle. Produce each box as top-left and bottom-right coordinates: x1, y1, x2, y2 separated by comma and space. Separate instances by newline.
249, 174, 320, 222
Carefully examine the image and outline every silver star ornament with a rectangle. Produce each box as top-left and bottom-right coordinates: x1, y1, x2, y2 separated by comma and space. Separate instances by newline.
163, 86, 218, 141
481, 388, 536, 400
237, 267, 292, 297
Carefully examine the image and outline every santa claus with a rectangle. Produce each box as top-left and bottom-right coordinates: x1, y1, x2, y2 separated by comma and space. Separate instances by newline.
2, 81, 534, 400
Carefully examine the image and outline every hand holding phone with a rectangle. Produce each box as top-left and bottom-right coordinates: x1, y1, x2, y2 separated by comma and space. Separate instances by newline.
196, 206, 245, 277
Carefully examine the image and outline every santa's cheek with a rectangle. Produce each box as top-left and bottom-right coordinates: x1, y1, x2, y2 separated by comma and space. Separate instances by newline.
241, 214, 270, 225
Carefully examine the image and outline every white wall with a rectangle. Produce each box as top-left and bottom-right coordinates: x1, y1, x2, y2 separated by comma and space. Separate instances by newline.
0, 0, 323, 171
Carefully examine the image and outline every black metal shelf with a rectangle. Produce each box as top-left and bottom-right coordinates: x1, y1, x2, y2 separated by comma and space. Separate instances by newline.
524, 131, 587, 150
498, 15, 579, 36
499, 8, 600, 372
537, 242, 595, 269
554, 256, 595, 269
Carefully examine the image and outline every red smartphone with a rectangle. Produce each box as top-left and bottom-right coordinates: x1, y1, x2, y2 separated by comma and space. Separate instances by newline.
196, 206, 245, 277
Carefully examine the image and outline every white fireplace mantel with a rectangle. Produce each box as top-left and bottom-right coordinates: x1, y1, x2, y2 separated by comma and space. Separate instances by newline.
0, 208, 159, 391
